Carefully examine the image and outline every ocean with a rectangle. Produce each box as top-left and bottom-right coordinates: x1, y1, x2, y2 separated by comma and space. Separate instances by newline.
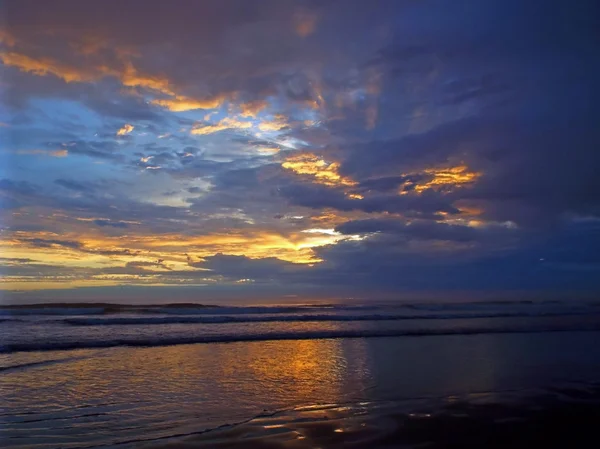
2, 300, 600, 448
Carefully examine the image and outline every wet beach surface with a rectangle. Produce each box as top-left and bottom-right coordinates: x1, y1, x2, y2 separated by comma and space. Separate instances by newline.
147, 384, 600, 449
3, 308, 600, 448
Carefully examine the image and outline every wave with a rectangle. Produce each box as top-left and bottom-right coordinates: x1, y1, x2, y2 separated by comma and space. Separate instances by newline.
145, 306, 356, 315
0, 356, 89, 373
0, 304, 378, 317
0, 307, 108, 316
58, 310, 595, 326
2, 326, 599, 354
2, 301, 596, 317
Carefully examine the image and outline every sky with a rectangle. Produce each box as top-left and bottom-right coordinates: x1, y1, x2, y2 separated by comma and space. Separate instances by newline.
1, 0, 599, 303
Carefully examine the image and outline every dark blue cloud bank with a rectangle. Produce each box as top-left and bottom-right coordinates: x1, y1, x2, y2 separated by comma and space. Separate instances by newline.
0, 0, 599, 301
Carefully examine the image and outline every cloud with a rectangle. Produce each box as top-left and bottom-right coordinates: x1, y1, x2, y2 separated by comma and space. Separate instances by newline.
152, 95, 226, 112
294, 10, 319, 38
192, 253, 304, 281
93, 219, 129, 228
239, 100, 269, 118
191, 117, 253, 135
0, 51, 97, 83
2, 0, 599, 296
336, 218, 487, 243
116, 124, 134, 136
0, 178, 37, 196
22, 238, 84, 250
55, 179, 92, 192
257, 115, 288, 132
282, 153, 357, 187
280, 182, 459, 216
15, 149, 68, 157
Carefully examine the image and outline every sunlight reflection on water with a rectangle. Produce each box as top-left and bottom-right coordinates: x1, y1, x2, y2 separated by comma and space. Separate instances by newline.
2, 332, 600, 448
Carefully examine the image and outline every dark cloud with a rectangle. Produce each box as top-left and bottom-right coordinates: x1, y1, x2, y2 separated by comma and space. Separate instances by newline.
193, 254, 305, 281
358, 176, 419, 193
336, 219, 479, 242
22, 238, 83, 250
1, 0, 599, 296
280, 182, 459, 216
93, 219, 129, 228
55, 178, 92, 192
0, 178, 37, 195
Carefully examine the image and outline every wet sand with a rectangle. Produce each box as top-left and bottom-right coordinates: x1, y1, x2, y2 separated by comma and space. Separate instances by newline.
145, 384, 600, 449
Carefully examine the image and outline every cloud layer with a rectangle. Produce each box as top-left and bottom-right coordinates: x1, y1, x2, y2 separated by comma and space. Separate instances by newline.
1, 0, 599, 301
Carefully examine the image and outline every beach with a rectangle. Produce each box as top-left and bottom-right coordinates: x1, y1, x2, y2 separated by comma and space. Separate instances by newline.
2, 301, 600, 448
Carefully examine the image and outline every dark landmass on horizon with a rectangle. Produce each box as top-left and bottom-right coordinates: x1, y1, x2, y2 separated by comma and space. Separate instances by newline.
0, 302, 219, 311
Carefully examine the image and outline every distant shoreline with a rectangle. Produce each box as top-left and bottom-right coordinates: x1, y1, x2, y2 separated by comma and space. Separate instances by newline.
0, 302, 219, 310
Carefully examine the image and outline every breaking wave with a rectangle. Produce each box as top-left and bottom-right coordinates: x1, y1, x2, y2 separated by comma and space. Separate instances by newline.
59, 310, 593, 326
2, 326, 600, 354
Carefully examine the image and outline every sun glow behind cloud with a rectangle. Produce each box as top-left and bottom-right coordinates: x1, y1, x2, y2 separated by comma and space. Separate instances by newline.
282, 153, 357, 187
401, 165, 481, 194
0, 221, 366, 290
117, 124, 134, 136
0, 44, 489, 293
4, 0, 588, 298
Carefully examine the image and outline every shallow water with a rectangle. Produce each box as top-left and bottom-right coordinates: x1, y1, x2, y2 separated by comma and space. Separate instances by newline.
2, 301, 600, 447
2, 300, 600, 353
149, 385, 600, 449
2, 331, 600, 448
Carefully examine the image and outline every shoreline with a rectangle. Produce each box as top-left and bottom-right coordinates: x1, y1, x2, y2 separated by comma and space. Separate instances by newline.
139, 383, 600, 448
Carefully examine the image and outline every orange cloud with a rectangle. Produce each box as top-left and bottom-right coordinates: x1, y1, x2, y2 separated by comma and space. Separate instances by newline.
1, 226, 334, 274
152, 95, 226, 112
16, 149, 68, 157
240, 100, 269, 118
0, 29, 16, 47
0, 51, 97, 83
347, 193, 364, 200
116, 124, 134, 136
402, 165, 481, 194
118, 60, 174, 96
1, 50, 226, 114
294, 11, 319, 37
257, 115, 288, 132
51, 149, 69, 157
282, 153, 357, 187
191, 117, 253, 135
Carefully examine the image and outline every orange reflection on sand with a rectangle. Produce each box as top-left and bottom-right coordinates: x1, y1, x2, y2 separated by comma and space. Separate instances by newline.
245, 338, 349, 404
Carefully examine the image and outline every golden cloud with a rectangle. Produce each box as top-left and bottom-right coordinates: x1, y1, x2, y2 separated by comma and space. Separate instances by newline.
1, 205, 390, 290
118, 60, 175, 96
116, 124, 134, 135
257, 115, 288, 132
51, 149, 69, 157
240, 100, 269, 118
0, 51, 97, 83
152, 95, 226, 112
402, 165, 481, 194
191, 117, 253, 135
282, 153, 357, 187
0, 50, 226, 115
16, 149, 68, 157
